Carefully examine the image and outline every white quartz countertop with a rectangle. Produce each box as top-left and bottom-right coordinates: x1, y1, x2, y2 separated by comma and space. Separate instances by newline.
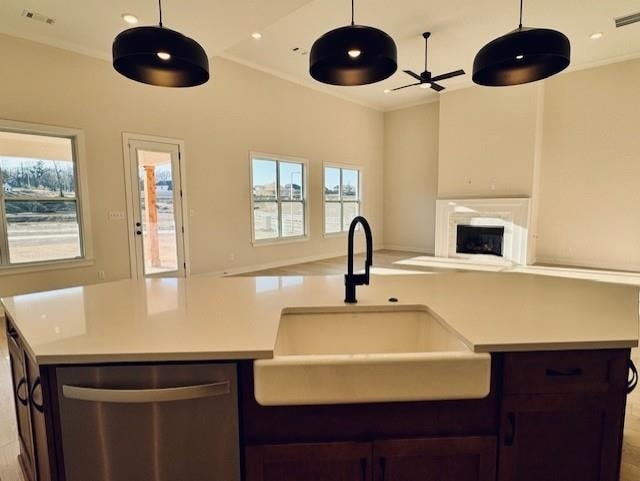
2, 272, 638, 365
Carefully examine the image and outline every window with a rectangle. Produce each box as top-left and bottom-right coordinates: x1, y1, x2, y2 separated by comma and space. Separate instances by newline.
324, 165, 361, 234
251, 153, 307, 243
0, 122, 90, 267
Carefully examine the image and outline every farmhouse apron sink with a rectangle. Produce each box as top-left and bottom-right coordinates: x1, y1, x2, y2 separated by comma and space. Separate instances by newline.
254, 306, 491, 405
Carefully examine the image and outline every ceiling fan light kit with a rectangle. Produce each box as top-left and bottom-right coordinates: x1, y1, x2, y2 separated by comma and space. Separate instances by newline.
472, 0, 570, 86
112, 0, 209, 87
309, 0, 397, 86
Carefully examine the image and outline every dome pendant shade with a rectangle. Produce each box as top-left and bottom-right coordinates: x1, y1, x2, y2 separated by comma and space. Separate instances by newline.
113, 26, 209, 87
310, 25, 397, 86
472, 27, 570, 86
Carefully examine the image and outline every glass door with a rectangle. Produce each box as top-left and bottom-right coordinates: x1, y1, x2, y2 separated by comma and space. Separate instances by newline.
127, 139, 185, 278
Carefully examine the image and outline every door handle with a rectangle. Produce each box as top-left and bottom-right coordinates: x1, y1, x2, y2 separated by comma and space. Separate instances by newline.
63, 380, 230, 403
628, 360, 638, 394
16, 378, 29, 406
360, 458, 367, 481
504, 412, 516, 446
30, 377, 44, 413
379, 457, 386, 481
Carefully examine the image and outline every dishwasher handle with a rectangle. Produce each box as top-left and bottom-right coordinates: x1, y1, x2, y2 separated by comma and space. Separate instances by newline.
63, 380, 230, 404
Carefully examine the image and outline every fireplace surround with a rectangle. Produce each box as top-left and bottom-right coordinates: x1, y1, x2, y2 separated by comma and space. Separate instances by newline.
435, 198, 531, 265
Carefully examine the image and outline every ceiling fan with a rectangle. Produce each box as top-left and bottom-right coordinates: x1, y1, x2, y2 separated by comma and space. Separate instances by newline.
392, 32, 465, 93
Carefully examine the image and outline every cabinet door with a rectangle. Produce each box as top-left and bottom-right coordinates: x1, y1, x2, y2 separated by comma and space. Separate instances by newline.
25, 354, 51, 481
245, 442, 371, 481
373, 437, 497, 481
498, 394, 625, 481
7, 330, 35, 481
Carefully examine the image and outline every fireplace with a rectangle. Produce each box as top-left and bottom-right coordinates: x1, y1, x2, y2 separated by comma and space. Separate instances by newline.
435, 198, 531, 265
456, 225, 505, 257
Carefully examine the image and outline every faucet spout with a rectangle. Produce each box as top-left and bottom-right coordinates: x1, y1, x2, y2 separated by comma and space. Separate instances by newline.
345, 216, 373, 303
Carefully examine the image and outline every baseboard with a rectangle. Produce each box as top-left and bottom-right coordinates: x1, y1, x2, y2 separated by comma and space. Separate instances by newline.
534, 256, 640, 274
381, 244, 434, 255
196, 247, 379, 277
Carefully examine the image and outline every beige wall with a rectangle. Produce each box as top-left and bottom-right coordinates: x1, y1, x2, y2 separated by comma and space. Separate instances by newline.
535, 59, 640, 271
383, 102, 439, 253
0, 34, 384, 296
437, 83, 542, 198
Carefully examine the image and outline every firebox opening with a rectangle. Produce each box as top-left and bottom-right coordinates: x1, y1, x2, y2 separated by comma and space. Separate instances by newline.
456, 225, 505, 257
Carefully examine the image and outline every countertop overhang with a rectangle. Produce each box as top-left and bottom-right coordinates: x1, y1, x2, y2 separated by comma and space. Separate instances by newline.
2, 272, 638, 365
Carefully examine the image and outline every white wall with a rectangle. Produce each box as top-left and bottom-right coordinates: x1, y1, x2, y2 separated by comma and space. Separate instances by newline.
0, 34, 384, 296
383, 102, 439, 253
437, 83, 542, 198
535, 59, 640, 271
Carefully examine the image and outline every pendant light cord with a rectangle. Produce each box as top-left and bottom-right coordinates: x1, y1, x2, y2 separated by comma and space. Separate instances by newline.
158, 0, 164, 27
518, 0, 523, 29
351, 0, 355, 25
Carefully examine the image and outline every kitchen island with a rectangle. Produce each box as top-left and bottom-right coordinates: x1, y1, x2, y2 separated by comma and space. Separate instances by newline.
2, 272, 639, 481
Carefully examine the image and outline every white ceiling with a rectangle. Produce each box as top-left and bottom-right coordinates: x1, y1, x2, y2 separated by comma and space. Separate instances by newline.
1, 0, 640, 111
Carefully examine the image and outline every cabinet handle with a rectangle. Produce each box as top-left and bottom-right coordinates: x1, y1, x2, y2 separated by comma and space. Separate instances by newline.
504, 412, 516, 446
379, 457, 386, 481
545, 367, 583, 377
360, 458, 367, 481
63, 380, 230, 403
628, 360, 638, 394
16, 378, 29, 406
30, 377, 44, 413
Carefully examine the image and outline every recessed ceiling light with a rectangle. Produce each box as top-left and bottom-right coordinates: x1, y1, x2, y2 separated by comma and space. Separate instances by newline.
590, 32, 603, 40
516, 54, 524, 60
383, 89, 391, 94
251, 32, 262, 40
420, 83, 430, 89
156, 51, 171, 61
347, 49, 362, 58
121, 13, 139, 25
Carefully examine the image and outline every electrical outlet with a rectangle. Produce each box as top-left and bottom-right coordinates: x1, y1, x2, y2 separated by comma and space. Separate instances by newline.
108, 211, 125, 221
229, 253, 235, 261
98, 270, 106, 280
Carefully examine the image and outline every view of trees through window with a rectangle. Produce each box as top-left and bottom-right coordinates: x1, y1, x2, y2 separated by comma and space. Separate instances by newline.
324, 166, 360, 234
252, 155, 305, 241
0, 131, 82, 264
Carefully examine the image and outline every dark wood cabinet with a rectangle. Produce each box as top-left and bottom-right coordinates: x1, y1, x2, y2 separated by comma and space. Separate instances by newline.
497, 394, 626, 481
6, 318, 53, 481
7, 322, 36, 481
498, 350, 629, 481
245, 442, 371, 481
244, 437, 497, 481
373, 437, 497, 481
25, 353, 52, 481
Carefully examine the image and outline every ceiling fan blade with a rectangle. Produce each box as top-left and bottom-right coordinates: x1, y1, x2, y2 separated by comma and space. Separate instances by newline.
430, 69, 465, 82
391, 82, 422, 91
430, 82, 445, 92
403, 70, 423, 82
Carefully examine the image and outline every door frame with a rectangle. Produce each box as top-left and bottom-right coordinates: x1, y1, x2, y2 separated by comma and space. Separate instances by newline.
122, 132, 191, 279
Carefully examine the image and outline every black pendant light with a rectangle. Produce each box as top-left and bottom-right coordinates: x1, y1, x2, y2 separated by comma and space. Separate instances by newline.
310, 0, 397, 86
112, 0, 209, 87
472, 0, 570, 86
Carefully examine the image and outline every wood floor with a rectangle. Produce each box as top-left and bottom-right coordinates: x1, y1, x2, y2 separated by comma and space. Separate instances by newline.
0, 250, 638, 480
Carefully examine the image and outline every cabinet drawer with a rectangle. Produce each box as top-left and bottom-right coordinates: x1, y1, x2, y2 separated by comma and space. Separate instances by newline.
6, 318, 21, 353
503, 350, 629, 395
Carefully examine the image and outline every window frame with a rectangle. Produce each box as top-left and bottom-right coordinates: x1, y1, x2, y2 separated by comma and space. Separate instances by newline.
249, 151, 309, 246
323, 162, 363, 236
0, 119, 93, 273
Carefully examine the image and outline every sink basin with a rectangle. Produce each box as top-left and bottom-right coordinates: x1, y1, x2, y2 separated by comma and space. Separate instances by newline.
254, 306, 491, 405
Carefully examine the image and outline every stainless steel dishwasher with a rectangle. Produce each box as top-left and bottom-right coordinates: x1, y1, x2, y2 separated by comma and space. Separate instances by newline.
56, 363, 240, 481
